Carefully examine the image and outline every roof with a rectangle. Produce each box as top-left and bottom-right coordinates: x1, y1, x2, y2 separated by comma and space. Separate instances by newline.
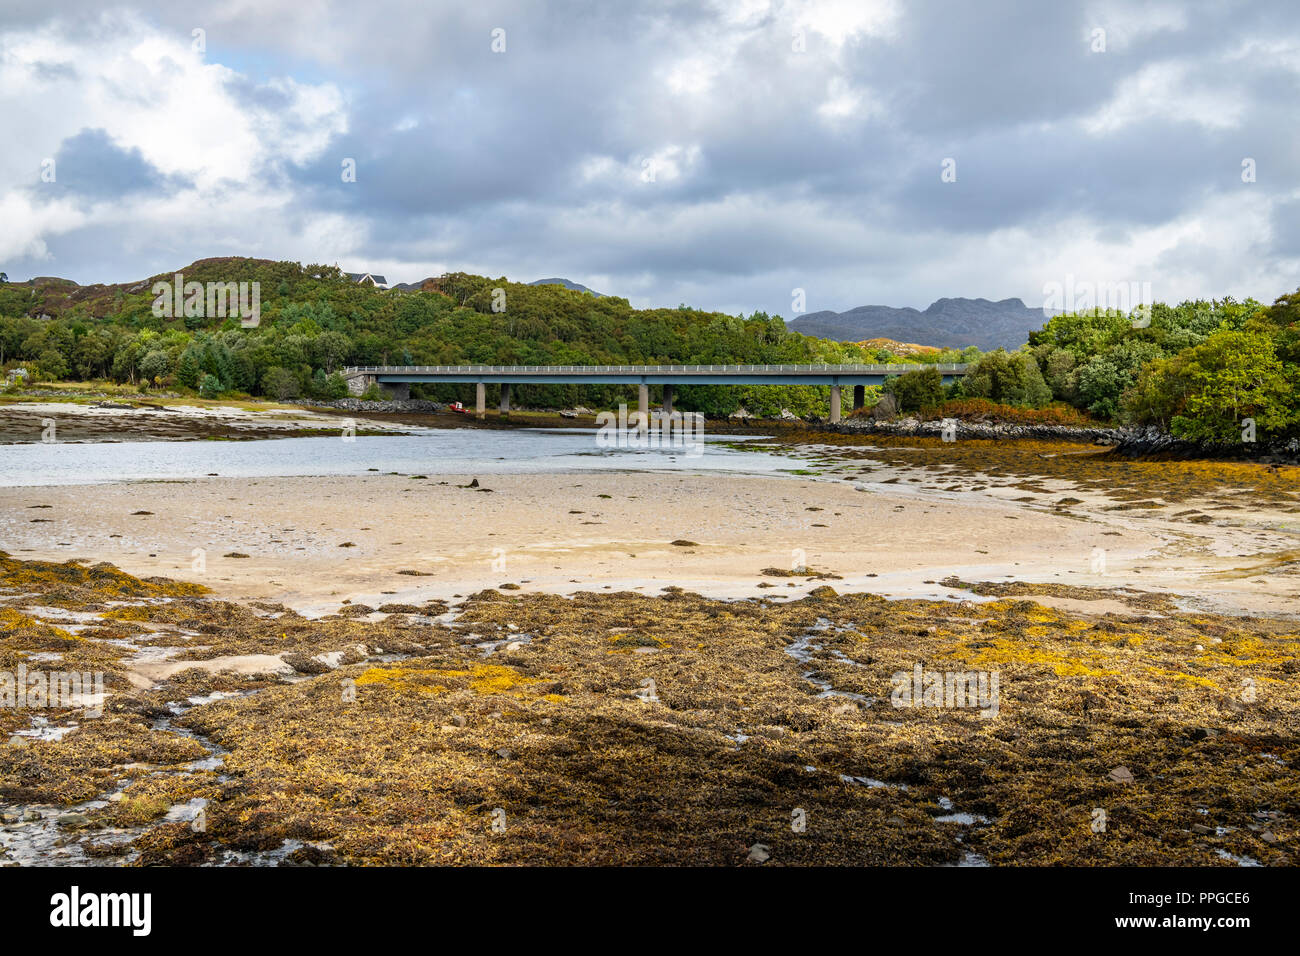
345, 272, 388, 286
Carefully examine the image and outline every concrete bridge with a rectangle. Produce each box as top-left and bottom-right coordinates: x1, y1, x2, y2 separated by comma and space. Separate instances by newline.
342, 363, 968, 423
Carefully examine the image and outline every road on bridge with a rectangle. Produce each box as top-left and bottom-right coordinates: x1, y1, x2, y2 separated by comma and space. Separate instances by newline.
342, 363, 969, 422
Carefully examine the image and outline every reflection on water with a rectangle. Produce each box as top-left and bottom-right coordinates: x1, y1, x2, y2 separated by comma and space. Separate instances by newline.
0, 427, 802, 487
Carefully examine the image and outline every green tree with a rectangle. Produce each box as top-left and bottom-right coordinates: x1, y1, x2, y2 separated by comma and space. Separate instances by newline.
1168, 328, 1297, 441
37, 349, 68, 380
884, 367, 945, 412
963, 350, 1051, 407
138, 350, 171, 383
175, 350, 201, 389
260, 366, 300, 400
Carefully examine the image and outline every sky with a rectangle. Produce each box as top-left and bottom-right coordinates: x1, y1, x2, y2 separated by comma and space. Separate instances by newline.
1, 0, 1298, 318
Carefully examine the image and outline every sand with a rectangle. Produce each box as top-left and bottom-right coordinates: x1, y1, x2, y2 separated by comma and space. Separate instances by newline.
2, 466, 1294, 618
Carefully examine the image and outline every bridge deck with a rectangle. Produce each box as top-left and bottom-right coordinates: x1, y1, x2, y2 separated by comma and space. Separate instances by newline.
344, 363, 967, 385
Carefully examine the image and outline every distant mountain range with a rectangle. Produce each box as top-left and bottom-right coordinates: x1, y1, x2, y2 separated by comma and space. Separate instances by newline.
788, 297, 1048, 351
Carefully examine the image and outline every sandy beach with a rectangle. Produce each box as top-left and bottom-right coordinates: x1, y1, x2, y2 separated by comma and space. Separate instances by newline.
1, 459, 1296, 618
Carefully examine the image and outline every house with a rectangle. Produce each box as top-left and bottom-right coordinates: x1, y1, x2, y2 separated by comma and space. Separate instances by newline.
345, 272, 389, 289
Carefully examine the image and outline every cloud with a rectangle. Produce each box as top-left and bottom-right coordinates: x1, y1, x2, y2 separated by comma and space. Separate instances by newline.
0, 0, 1297, 318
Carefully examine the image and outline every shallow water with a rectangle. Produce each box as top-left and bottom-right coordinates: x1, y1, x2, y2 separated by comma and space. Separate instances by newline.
0, 427, 803, 487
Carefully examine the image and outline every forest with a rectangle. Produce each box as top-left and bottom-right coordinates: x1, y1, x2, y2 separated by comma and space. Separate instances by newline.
1, 257, 1296, 443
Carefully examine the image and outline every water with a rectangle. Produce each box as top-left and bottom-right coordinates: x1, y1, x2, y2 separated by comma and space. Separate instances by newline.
0, 427, 804, 487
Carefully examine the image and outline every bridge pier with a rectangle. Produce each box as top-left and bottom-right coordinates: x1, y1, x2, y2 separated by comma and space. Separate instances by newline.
499, 382, 511, 416
637, 384, 649, 435
853, 385, 865, 410
829, 385, 842, 424
475, 382, 485, 419
662, 384, 674, 414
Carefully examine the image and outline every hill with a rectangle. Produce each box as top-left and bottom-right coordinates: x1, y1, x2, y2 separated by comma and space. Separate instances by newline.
0, 257, 944, 416
527, 277, 603, 297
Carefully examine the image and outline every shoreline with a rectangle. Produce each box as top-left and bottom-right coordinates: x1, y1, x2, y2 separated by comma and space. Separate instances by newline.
3, 464, 1296, 620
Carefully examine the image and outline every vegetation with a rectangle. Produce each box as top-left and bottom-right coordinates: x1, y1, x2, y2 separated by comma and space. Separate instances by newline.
949, 296, 1300, 444
0, 259, 962, 417
2, 259, 1298, 442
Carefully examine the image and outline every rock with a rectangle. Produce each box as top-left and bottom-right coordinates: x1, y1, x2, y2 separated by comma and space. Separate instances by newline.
1260, 830, 1278, 844
57, 813, 90, 828
1191, 823, 1213, 835
747, 843, 771, 863
450, 714, 467, 728
0, 811, 20, 824
728, 407, 754, 420
281, 652, 333, 675
1108, 766, 1135, 784
870, 392, 898, 420
496, 748, 514, 760
22, 809, 42, 822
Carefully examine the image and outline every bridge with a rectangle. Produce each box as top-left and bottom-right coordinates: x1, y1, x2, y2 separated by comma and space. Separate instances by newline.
341, 363, 968, 423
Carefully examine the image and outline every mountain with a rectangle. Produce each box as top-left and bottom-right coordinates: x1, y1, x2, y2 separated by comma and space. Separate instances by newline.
528, 277, 603, 297
788, 297, 1047, 351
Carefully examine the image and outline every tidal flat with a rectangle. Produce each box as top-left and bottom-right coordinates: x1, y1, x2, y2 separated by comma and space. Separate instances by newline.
0, 549, 1296, 866
1, 416, 1298, 865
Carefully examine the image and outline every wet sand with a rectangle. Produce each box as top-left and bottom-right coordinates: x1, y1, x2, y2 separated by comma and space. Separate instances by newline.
1, 465, 1295, 618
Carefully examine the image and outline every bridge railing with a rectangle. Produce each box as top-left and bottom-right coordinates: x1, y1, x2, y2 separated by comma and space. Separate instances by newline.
344, 363, 969, 375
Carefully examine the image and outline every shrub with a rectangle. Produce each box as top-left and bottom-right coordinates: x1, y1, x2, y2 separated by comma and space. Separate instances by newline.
884, 367, 944, 412
260, 366, 300, 400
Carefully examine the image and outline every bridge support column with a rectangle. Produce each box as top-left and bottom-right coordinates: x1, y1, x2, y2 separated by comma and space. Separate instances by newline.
637, 384, 649, 435
662, 384, 674, 414
853, 385, 865, 410
829, 385, 842, 424
499, 382, 511, 416
475, 382, 485, 419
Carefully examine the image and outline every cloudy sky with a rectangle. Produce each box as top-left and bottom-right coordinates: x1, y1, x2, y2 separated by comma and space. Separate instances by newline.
2, 0, 1298, 317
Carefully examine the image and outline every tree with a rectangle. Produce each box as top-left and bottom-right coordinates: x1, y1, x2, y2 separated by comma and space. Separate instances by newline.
1075, 340, 1162, 420
963, 350, 1051, 408
884, 367, 944, 412
138, 350, 171, 383
198, 374, 223, 398
175, 350, 201, 389
37, 349, 68, 380
260, 366, 300, 400
1168, 328, 1297, 442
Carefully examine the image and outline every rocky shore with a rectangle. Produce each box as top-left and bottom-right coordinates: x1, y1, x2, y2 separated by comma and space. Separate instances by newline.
292, 398, 447, 413
826, 416, 1300, 465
